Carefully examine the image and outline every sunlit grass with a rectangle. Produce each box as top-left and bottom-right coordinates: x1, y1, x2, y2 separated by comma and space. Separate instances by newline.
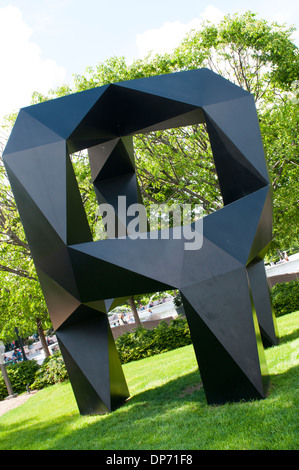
0, 311, 298, 450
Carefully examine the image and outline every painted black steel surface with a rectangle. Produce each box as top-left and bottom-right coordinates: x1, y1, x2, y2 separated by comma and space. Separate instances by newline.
3, 69, 278, 414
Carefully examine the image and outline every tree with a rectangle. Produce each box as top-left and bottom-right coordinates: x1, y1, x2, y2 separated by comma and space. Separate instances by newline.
259, 98, 299, 254
128, 297, 141, 327
61, 12, 298, 255
172, 12, 298, 102
0, 273, 52, 353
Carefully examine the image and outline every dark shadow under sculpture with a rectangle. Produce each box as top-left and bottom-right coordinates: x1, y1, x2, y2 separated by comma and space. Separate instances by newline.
3, 69, 279, 415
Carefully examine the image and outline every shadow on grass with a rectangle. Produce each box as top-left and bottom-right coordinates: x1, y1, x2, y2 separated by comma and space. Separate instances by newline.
0, 370, 206, 450
0, 414, 80, 450
1, 316, 298, 450
1, 360, 298, 450
278, 327, 299, 345
55, 370, 208, 450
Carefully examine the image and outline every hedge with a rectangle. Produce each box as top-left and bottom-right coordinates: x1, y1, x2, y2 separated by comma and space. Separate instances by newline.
2, 284, 298, 401
115, 315, 192, 364
0, 360, 39, 401
270, 280, 299, 317
30, 352, 68, 390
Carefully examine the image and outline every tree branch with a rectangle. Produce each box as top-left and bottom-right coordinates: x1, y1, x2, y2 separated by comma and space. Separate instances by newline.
0, 264, 37, 281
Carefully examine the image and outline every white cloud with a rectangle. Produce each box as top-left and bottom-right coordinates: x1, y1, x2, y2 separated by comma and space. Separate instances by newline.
136, 5, 224, 58
200, 5, 225, 24
0, 5, 66, 122
291, 29, 299, 46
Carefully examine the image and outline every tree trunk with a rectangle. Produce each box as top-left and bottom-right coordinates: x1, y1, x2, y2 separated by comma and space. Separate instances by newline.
128, 296, 141, 327
36, 317, 50, 358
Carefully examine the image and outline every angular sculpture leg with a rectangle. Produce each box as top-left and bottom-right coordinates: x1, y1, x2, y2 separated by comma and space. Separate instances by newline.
181, 266, 269, 405
247, 259, 279, 348
56, 305, 129, 415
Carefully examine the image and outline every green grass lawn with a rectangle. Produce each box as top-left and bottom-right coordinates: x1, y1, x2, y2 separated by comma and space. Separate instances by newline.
0, 311, 298, 450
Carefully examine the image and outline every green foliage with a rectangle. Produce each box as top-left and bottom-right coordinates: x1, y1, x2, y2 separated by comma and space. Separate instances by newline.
260, 100, 299, 256
173, 292, 183, 308
30, 352, 68, 390
271, 280, 299, 317
49, 11, 299, 250
0, 360, 39, 400
175, 11, 299, 101
116, 316, 192, 364
0, 353, 69, 400
0, 272, 51, 342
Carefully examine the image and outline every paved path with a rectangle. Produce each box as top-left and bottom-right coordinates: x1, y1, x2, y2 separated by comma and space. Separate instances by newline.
0, 390, 38, 417
266, 253, 299, 287
265, 252, 299, 275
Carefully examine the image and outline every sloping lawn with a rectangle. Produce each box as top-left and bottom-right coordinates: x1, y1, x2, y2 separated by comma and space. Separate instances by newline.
0, 311, 298, 450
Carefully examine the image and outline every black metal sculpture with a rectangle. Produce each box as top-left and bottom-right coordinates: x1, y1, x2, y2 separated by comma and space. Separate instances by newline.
3, 68, 278, 415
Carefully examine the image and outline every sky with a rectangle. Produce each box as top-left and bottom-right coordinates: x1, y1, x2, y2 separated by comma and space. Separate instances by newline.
0, 0, 298, 123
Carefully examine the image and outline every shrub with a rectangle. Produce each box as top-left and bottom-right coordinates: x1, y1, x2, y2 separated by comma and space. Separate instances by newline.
1, 318, 192, 397
116, 316, 192, 364
116, 326, 156, 364
30, 352, 68, 390
173, 292, 183, 308
0, 360, 40, 400
271, 280, 299, 317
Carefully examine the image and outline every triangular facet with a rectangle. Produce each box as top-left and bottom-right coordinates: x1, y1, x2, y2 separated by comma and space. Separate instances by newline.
107, 326, 130, 410
117, 68, 248, 108
247, 260, 279, 347
56, 307, 129, 414
57, 339, 110, 415
108, 84, 199, 135
202, 186, 272, 265
181, 268, 269, 404
3, 165, 80, 301
3, 110, 64, 155
68, 242, 175, 302
204, 95, 269, 184
36, 268, 81, 331
181, 293, 268, 404
66, 154, 92, 245
92, 137, 135, 182
130, 108, 205, 134
56, 308, 111, 409
205, 112, 268, 205
4, 141, 69, 241
247, 186, 273, 263
83, 300, 107, 313
88, 138, 121, 182
24, 85, 109, 141
69, 233, 185, 294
